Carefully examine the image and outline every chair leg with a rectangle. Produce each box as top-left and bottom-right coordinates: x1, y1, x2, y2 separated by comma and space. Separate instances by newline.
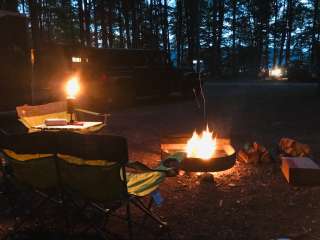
68, 198, 116, 240
1, 179, 17, 215
140, 197, 154, 227
130, 197, 167, 227
131, 197, 173, 240
126, 202, 133, 240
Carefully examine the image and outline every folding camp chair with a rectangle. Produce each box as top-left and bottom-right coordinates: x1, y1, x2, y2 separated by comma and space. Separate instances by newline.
0, 111, 28, 135
0, 131, 16, 216
0, 131, 62, 237
56, 132, 170, 239
16, 101, 108, 133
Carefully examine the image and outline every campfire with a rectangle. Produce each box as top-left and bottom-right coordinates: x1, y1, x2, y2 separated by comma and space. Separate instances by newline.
186, 125, 217, 160
161, 127, 236, 174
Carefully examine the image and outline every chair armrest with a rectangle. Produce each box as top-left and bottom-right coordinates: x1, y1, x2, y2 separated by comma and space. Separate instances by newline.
0, 111, 28, 134
0, 128, 9, 136
74, 108, 110, 124
126, 161, 155, 172
126, 161, 174, 175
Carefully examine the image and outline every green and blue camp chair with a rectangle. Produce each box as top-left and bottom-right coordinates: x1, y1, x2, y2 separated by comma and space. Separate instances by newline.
0, 129, 170, 239
0, 131, 62, 236
56, 132, 169, 239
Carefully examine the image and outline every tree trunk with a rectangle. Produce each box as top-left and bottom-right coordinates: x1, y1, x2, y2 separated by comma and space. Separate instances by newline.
148, 0, 155, 48
21, 0, 26, 14
185, 0, 195, 66
154, 0, 160, 48
278, 0, 287, 66
231, 0, 237, 76
273, 0, 278, 67
84, 0, 91, 46
118, 2, 125, 48
263, 1, 271, 69
211, 0, 218, 77
285, 0, 293, 66
131, 1, 138, 48
28, 0, 41, 50
98, 1, 108, 48
77, 0, 85, 46
107, 1, 114, 48
216, 0, 225, 76
311, 0, 319, 64
137, 1, 144, 48
176, 0, 182, 67
161, 0, 166, 52
61, 0, 73, 43
123, 0, 131, 48
39, 0, 44, 41
264, 14, 270, 69
44, 0, 51, 41
92, 0, 99, 47
162, 0, 170, 59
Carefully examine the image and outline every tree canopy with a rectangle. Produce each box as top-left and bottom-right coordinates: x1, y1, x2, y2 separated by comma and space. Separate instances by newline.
1, 0, 320, 78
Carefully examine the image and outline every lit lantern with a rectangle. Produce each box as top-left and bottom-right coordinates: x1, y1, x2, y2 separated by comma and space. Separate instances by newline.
65, 76, 80, 123
66, 76, 80, 99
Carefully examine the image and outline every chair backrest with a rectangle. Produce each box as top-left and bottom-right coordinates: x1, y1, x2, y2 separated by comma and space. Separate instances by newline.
16, 101, 70, 130
1, 131, 58, 190
57, 132, 129, 203
0, 111, 27, 134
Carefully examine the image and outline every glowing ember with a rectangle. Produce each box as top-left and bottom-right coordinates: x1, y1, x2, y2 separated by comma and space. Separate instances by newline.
186, 125, 217, 160
65, 76, 80, 99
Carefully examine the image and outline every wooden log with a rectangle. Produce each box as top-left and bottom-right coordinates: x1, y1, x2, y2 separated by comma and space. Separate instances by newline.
281, 157, 320, 186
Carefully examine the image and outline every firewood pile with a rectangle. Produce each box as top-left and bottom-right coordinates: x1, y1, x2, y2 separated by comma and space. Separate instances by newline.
237, 137, 312, 165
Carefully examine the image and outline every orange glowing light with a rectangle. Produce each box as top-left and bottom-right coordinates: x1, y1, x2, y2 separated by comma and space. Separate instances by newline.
65, 76, 80, 99
186, 125, 217, 160
269, 67, 282, 77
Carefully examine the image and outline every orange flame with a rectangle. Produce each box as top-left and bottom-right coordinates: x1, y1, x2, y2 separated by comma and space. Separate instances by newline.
65, 76, 80, 99
186, 125, 217, 160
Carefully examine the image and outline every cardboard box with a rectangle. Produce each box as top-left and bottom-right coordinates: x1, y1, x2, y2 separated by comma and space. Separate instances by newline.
281, 157, 320, 186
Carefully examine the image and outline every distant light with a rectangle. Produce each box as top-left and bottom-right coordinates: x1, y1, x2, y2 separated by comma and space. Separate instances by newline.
192, 60, 204, 64
30, 49, 35, 64
269, 67, 282, 77
72, 57, 81, 63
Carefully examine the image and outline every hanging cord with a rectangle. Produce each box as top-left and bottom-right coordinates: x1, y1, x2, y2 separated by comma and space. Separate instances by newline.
192, 68, 207, 128
198, 70, 207, 127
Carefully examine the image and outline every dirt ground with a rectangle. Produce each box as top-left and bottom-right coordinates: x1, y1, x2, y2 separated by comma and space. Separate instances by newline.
1, 81, 320, 239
